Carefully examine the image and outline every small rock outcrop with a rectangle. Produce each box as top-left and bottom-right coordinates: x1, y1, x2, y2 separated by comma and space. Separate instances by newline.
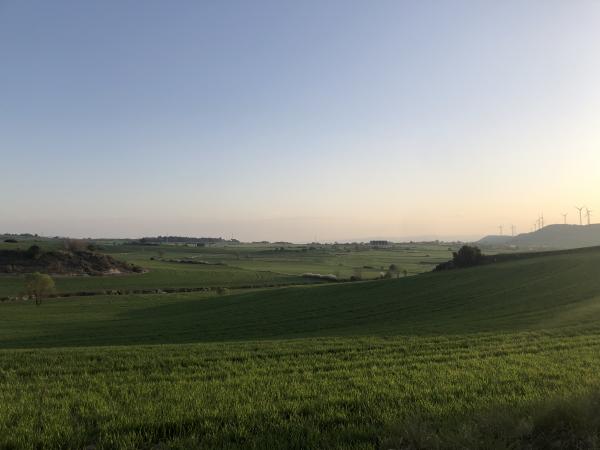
0, 248, 144, 276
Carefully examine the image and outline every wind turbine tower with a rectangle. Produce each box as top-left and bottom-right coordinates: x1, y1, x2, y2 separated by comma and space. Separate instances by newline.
498, 225, 503, 236
576, 206, 584, 225
561, 213, 568, 225
586, 208, 592, 226
511, 225, 516, 237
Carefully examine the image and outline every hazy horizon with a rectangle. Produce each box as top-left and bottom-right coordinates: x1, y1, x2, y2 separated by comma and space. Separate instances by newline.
4, 223, 600, 245
2, 1, 600, 242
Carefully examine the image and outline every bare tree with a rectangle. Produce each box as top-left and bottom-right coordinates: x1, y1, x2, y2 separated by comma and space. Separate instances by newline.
63, 239, 88, 253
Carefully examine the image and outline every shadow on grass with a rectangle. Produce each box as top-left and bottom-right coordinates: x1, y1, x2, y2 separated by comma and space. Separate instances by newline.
5, 250, 600, 350
383, 388, 600, 450
3, 271, 600, 350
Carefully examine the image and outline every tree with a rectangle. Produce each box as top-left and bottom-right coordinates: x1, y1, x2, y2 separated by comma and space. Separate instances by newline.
388, 264, 400, 279
351, 267, 363, 281
63, 239, 88, 253
24, 273, 55, 305
26, 245, 42, 259
452, 245, 484, 268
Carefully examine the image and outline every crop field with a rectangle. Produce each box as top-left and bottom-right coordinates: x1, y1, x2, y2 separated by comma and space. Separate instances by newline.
0, 240, 453, 298
1, 247, 600, 448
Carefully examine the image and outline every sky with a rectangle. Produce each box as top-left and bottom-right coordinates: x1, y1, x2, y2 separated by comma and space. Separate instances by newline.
1, 0, 600, 242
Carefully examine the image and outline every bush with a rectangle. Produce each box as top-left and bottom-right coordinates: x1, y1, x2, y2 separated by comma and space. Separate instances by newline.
26, 245, 42, 259
3, 238, 17, 243
453, 245, 484, 267
216, 287, 229, 296
388, 264, 402, 279
301, 273, 338, 282
434, 246, 486, 271
382, 388, 600, 450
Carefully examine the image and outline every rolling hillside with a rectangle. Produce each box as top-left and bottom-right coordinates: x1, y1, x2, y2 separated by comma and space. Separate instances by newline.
2, 247, 600, 449
2, 246, 600, 348
478, 223, 600, 249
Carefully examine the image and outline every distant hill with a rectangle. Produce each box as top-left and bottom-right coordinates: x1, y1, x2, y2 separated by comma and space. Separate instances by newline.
477, 224, 600, 249
476, 235, 514, 246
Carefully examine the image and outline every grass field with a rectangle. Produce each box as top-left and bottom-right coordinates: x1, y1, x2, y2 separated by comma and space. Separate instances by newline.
1, 247, 600, 448
0, 241, 453, 298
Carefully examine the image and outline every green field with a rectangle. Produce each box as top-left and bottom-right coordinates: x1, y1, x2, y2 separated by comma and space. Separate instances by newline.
1, 246, 600, 448
0, 241, 453, 298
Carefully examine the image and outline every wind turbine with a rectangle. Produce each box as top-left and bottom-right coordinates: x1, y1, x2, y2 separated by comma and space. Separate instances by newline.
586, 208, 592, 226
561, 213, 568, 225
576, 206, 584, 225
498, 225, 503, 236
511, 225, 516, 237
540, 213, 544, 229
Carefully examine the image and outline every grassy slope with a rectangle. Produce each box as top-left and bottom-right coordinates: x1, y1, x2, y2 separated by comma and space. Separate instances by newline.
0, 261, 312, 299
1, 248, 600, 448
0, 242, 452, 297
2, 247, 600, 348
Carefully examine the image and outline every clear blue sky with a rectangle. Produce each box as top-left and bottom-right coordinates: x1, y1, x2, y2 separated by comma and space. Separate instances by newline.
2, 1, 599, 241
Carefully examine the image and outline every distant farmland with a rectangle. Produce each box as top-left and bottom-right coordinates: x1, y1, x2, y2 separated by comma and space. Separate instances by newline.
0, 240, 453, 298
1, 246, 600, 448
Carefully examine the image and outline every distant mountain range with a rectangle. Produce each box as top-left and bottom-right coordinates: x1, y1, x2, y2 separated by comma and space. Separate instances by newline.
477, 224, 600, 249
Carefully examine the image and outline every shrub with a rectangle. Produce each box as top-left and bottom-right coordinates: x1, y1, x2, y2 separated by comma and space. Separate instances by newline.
382, 388, 600, 450
26, 245, 42, 259
434, 246, 485, 271
452, 245, 484, 268
301, 273, 338, 282
388, 264, 401, 279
